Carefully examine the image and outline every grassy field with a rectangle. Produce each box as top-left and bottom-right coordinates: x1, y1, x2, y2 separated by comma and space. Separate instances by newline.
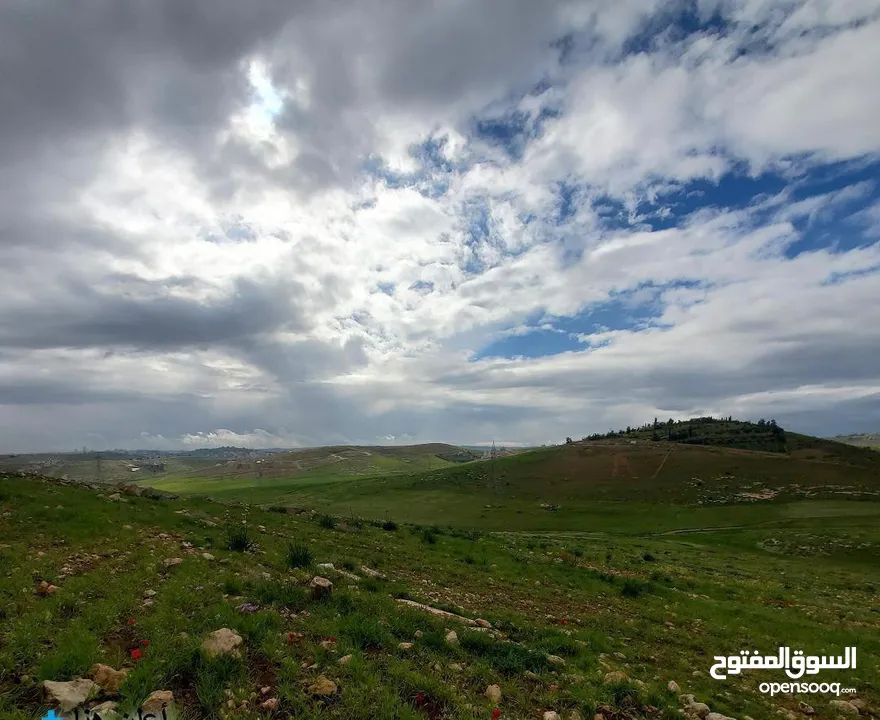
146, 441, 880, 531
1, 472, 878, 720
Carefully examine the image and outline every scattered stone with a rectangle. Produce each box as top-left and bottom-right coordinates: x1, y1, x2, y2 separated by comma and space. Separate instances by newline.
798, 702, 815, 715
163, 557, 183, 568
485, 684, 502, 703
544, 712, 561, 720
445, 630, 459, 646
260, 686, 271, 696
88, 664, 128, 694
90, 701, 120, 719
668, 680, 680, 693
320, 639, 337, 651
108, 493, 121, 501
398, 642, 414, 651
36, 580, 58, 596
475, 618, 493, 628
316, 563, 335, 571
260, 697, 279, 711
360, 565, 387, 580
308, 676, 337, 696
685, 701, 711, 718
201, 628, 243, 658
547, 654, 566, 666
603, 671, 629, 684
449, 662, 464, 671
310, 576, 333, 600
829, 700, 859, 716
142, 690, 174, 715
706, 714, 737, 720
42, 679, 99, 712
143, 589, 157, 598
201, 552, 214, 560
338, 654, 353, 665
414, 630, 423, 638
395, 598, 480, 625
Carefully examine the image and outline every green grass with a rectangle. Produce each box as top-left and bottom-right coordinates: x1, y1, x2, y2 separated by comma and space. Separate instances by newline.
0, 472, 878, 719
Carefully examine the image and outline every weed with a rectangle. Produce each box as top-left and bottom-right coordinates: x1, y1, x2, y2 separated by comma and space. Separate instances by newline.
621, 578, 653, 598
318, 514, 337, 530
420, 528, 437, 545
225, 525, 253, 552
642, 551, 657, 562
382, 519, 398, 531
285, 541, 312, 569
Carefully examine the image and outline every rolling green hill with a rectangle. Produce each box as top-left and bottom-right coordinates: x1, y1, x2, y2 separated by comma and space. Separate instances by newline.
579, 417, 880, 467
142, 443, 481, 502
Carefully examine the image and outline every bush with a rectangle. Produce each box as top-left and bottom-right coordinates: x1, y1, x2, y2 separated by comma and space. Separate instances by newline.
642, 551, 656, 562
318, 514, 337, 530
620, 579, 653, 599
267, 505, 287, 514
225, 525, 253, 552
420, 528, 437, 545
285, 542, 312, 569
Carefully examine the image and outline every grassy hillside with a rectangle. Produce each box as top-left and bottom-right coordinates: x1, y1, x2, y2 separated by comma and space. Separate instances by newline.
1, 473, 877, 719
579, 417, 880, 468
829, 433, 880, 451
150, 441, 880, 531
143, 444, 479, 503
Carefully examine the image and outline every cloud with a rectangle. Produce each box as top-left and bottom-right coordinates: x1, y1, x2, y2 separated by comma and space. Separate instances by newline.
0, 1, 879, 451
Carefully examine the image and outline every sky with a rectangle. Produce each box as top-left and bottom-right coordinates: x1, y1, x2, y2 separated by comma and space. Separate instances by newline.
1, 0, 879, 452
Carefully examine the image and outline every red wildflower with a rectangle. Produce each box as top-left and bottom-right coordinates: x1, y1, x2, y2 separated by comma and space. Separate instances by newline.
128, 619, 136, 626
560, 618, 567, 625
130, 648, 142, 661
415, 694, 425, 705
141, 640, 150, 647
492, 710, 502, 719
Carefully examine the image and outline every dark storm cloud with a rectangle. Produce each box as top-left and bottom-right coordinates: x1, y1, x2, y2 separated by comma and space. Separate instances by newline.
0, 0, 301, 164
0, 274, 307, 352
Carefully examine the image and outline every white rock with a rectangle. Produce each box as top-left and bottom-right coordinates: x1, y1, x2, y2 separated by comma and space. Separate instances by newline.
445, 630, 458, 646
88, 664, 128, 694
310, 576, 333, 599
42, 679, 99, 712
201, 628, 243, 658
142, 690, 174, 715
603, 671, 628, 684
547, 654, 566, 666
485, 684, 502, 703
829, 700, 859, 716
668, 680, 680, 693
544, 712, 561, 720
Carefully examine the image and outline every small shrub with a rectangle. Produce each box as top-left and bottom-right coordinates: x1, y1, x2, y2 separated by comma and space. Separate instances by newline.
341, 560, 356, 572
573, 548, 584, 558
642, 552, 656, 562
285, 542, 312, 569
621, 579, 653, 599
318, 514, 337, 530
267, 505, 287, 514
225, 525, 253, 552
421, 528, 437, 545
382, 519, 398, 531
462, 554, 475, 565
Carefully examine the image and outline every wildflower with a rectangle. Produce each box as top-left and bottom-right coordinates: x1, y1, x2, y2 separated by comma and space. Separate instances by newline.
415, 693, 425, 705
128, 619, 136, 626
492, 710, 502, 719
130, 648, 142, 662
141, 640, 150, 647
